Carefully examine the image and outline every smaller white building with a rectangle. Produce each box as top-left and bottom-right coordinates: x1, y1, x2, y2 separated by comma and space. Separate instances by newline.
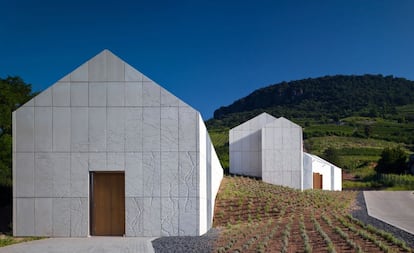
303, 152, 342, 191
229, 113, 342, 191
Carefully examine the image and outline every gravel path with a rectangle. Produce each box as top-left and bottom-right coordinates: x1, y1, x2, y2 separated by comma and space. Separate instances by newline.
352, 191, 414, 248
152, 228, 219, 253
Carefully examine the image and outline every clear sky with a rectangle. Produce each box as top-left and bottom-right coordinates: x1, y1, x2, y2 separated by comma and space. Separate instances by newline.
1, 0, 414, 119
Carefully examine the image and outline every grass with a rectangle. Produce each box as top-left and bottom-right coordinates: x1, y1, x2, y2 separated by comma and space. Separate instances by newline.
0, 235, 43, 247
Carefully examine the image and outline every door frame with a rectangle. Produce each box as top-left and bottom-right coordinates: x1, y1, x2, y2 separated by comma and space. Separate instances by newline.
90, 171, 125, 236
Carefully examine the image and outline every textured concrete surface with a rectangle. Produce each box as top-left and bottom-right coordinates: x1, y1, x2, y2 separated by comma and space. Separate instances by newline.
0, 237, 156, 253
364, 191, 414, 234
262, 117, 303, 189
229, 112, 276, 177
13, 49, 223, 237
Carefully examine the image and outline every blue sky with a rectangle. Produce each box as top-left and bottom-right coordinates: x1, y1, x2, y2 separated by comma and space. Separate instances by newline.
1, 1, 414, 119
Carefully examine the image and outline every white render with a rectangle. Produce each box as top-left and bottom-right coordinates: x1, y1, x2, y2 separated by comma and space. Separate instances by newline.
13, 49, 223, 237
229, 113, 341, 191
229, 113, 276, 177
303, 152, 342, 191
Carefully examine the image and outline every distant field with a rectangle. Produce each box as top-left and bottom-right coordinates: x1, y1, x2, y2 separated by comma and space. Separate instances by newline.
213, 176, 413, 252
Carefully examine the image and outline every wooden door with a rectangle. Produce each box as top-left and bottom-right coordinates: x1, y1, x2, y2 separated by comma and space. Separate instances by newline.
313, 173, 323, 189
91, 172, 125, 236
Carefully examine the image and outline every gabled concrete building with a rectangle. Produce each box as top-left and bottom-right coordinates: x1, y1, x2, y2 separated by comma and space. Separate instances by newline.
229, 113, 341, 191
229, 113, 277, 178
13, 50, 223, 237
303, 152, 342, 191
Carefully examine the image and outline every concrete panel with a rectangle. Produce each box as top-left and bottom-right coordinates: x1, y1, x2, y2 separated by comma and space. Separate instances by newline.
53, 153, 70, 197
143, 197, 161, 236
53, 198, 71, 237
179, 197, 198, 235
160, 152, 179, 197
15, 198, 34, 236
15, 106, 34, 152
143, 152, 161, 197
53, 107, 71, 152
70, 82, 88, 106
34, 153, 53, 197
89, 152, 106, 171
34, 87, 52, 106
161, 197, 179, 236
88, 51, 107, 81
125, 197, 144, 236
179, 152, 198, 197
71, 153, 89, 197
107, 108, 125, 152
230, 151, 241, 175
52, 82, 70, 106
35, 198, 52, 236
89, 82, 107, 106
125, 63, 143, 81
15, 152, 34, 197
143, 107, 160, 151
71, 107, 89, 152
142, 81, 160, 106
107, 52, 125, 81
59, 74, 71, 82
161, 88, 179, 107
34, 107, 52, 152
179, 107, 197, 152
125, 107, 142, 152
70, 62, 88, 82
125, 152, 143, 197
107, 82, 125, 106
125, 82, 142, 106
89, 108, 106, 151
70, 198, 88, 237
107, 152, 125, 171
161, 107, 178, 151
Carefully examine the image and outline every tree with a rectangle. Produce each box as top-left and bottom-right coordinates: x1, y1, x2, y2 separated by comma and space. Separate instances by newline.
0, 76, 34, 186
322, 147, 342, 167
375, 147, 407, 174
364, 125, 372, 138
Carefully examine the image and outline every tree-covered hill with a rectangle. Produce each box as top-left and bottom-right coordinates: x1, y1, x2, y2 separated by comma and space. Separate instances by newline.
210, 74, 414, 129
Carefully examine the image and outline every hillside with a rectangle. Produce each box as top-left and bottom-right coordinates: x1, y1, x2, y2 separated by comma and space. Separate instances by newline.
213, 176, 414, 252
206, 74, 414, 188
209, 74, 414, 129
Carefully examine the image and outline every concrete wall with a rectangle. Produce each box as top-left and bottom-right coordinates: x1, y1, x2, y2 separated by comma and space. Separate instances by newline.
229, 113, 276, 177
13, 50, 223, 237
262, 117, 303, 190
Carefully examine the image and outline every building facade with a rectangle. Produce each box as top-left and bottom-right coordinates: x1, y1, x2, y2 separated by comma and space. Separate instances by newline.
229, 113, 341, 191
13, 50, 223, 237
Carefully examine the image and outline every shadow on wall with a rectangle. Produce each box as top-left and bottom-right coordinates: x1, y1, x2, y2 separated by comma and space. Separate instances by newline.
0, 185, 12, 234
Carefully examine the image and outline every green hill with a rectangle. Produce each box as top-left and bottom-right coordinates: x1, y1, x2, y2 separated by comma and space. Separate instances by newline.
209, 74, 414, 129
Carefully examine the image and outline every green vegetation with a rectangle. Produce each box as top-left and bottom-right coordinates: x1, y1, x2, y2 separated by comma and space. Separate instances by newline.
207, 74, 414, 190
0, 76, 35, 187
0, 235, 42, 247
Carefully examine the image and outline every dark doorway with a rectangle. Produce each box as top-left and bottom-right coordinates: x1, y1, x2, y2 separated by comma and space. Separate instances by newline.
313, 172, 323, 189
90, 172, 125, 236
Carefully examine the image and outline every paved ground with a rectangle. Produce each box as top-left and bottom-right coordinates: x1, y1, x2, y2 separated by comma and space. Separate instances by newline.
364, 191, 414, 235
0, 237, 157, 253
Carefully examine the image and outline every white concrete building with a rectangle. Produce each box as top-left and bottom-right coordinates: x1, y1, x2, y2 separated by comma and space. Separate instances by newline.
12, 50, 223, 237
229, 113, 276, 178
229, 113, 341, 191
303, 152, 342, 191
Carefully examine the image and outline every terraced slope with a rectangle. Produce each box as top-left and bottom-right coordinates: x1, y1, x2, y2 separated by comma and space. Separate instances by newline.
213, 176, 413, 253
